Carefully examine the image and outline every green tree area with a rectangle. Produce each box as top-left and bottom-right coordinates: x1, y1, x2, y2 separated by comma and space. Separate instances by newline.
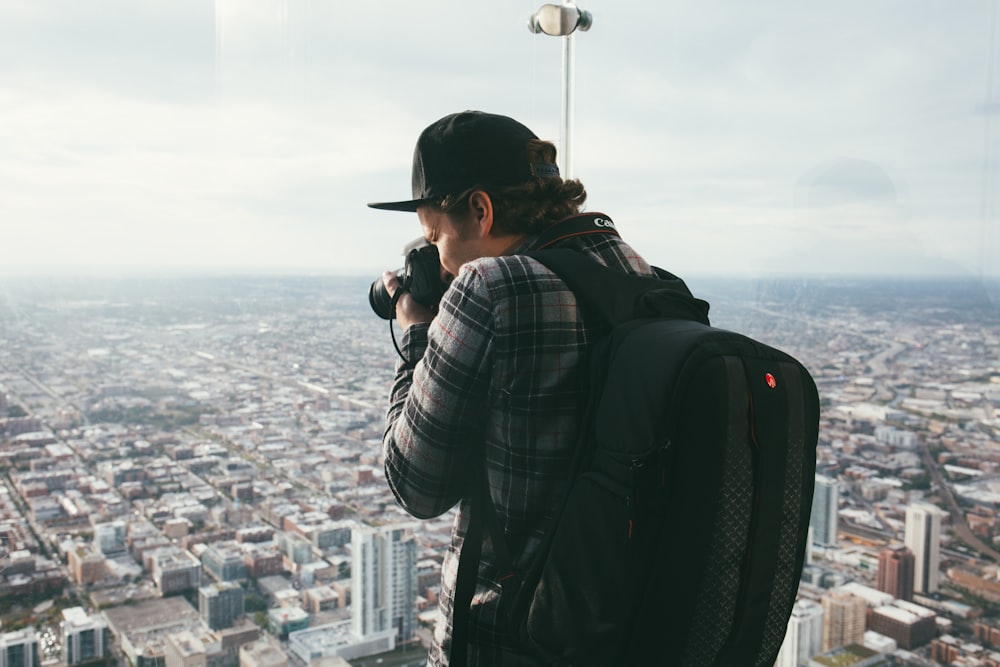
0, 590, 84, 631
85, 404, 206, 431
5, 404, 29, 418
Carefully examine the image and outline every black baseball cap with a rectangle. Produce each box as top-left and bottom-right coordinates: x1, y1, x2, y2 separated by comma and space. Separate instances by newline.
368, 110, 560, 212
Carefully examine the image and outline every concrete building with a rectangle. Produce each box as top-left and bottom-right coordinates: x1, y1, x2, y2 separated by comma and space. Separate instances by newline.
351, 524, 417, 645
162, 631, 207, 667
202, 542, 248, 582
151, 547, 202, 595
288, 623, 391, 664
876, 545, 915, 601
68, 545, 105, 586
810, 475, 839, 546
94, 520, 127, 555
199, 581, 245, 630
0, 629, 39, 667
266, 607, 309, 639
904, 503, 945, 594
775, 599, 824, 667
61, 607, 109, 666
303, 585, 340, 613
868, 600, 937, 650
821, 590, 866, 653
239, 638, 288, 667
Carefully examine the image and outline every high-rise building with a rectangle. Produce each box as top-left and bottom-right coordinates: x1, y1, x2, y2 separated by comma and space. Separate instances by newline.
351, 524, 417, 644
150, 546, 203, 595
904, 503, 944, 594
821, 590, 867, 652
877, 545, 915, 601
810, 475, 839, 546
61, 607, 109, 666
94, 521, 126, 556
0, 629, 39, 667
199, 581, 245, 630
775, 599, 824, 667
68, 545, 105, 586
201, 541, 248, 582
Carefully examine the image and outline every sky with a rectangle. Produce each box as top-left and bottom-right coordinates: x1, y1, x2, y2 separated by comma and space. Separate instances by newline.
0, 0, 998, 280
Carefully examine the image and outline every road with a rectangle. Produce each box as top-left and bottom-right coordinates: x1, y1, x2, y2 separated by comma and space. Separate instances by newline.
918, 441, 1000, 563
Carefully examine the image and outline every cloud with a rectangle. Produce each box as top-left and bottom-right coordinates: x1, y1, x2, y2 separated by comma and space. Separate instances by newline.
0, 0, 996, 279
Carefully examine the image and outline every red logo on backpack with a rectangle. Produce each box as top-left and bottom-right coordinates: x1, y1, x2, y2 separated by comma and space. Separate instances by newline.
765, 373, 777, 389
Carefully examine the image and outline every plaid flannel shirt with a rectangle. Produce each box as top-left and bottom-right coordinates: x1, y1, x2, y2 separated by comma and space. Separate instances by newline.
384, 224, 655, 667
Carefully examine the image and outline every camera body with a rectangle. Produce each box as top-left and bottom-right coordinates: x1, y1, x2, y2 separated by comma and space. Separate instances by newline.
369, 237, 448, 320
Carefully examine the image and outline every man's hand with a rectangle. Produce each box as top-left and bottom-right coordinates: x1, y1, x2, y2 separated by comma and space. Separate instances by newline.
382, 271, 435, 331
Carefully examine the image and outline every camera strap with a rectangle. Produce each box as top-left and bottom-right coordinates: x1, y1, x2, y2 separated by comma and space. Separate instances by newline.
527, 212, 621, 251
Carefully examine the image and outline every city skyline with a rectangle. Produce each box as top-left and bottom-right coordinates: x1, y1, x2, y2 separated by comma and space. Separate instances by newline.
1, 274, 998, 665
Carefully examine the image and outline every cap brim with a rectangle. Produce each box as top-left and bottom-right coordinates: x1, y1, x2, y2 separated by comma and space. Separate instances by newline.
367, 198, 429, 212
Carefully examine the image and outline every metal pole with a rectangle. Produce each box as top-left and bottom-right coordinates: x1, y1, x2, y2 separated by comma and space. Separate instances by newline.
529, 3, 592, 181
562, 27, 574, 178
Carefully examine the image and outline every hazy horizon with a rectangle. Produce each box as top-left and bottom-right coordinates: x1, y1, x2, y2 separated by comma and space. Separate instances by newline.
1, 1, 998, 279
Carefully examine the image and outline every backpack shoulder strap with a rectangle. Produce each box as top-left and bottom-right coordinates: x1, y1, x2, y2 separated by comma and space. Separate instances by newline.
525, 248, 711, 326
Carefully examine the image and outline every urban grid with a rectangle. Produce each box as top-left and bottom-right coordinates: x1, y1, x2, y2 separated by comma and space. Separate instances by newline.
0, 275, 998, 667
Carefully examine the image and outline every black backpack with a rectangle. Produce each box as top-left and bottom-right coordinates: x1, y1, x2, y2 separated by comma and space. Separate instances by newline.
450, 220, 820, 666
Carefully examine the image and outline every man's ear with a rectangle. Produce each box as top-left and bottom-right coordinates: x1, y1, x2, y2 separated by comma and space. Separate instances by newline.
467, 190, 494, 238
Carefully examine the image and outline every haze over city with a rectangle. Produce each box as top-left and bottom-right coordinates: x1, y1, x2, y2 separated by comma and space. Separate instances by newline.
2, 2, 1000, 667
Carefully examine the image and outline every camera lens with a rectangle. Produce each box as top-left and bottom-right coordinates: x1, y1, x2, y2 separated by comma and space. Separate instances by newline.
369, 275, 397, 320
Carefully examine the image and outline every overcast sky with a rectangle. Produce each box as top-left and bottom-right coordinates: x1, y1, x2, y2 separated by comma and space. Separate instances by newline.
1, 0, 998, 279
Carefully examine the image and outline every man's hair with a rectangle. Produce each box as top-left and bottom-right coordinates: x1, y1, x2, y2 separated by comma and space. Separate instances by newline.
438, 139, 587, 236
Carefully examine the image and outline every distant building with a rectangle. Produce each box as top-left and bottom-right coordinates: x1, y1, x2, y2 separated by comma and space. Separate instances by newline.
61, 607, 109, 666
162, 630, 206, 667
0, 628, 40, 667
243, 547, 283, 579
102, 597, 202, 667
904, 503, 945, 594
151, 547, 202, 595
352, 524, 417, 645
288, 623, 389, 664
199, 582, 245, 630
266, 607, 309, 639
811, 475, 839, 546
930, 636, 961, 664
974, 621, 1000, 647
277, 533, 313, 566
867, 600, 937, 650
821, 590, 866, 652
876, 546, 915, 601
775, 599, 824, 667
68, 545, 105, 586
94, 520, 127, 555
303, 586, 340, 614
239, 638, 288, 667
201, 542, 248, 582
874, 426, 917, 449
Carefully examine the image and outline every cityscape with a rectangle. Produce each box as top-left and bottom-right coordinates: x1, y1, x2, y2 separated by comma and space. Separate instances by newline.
1, 274, 998, 667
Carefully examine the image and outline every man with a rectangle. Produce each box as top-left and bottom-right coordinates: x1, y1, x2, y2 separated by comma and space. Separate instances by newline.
369, 111, 666, 666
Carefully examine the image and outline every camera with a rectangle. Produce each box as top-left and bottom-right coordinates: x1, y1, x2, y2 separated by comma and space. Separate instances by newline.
369, 237, 448, 320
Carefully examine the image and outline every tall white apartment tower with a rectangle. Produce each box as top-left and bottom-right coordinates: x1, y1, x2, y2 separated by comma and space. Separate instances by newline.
61, 607, 109, 666
351, 524, 418, 645
905, 502, 944, 594
774, 599, 824, 667
810, 475, 839, 546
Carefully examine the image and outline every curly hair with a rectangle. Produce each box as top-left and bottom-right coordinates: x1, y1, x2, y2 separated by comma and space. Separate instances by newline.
437, 139, 587, 236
